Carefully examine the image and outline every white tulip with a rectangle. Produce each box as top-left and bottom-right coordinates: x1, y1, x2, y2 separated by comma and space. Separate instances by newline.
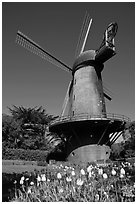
80, 169, 85, 175
21, 176, 25, 181
20, 179, 24, 185
71, 171, 75, 176
87, 165, 92, 173
59, 188, 64, 193
27, 188, 31, 194
120, 168, 125, 175
76, 178, 84, 186
98, 168, 103, 175
120, 174, 124, 178
66, 177, 72, 182
103, 173, 108, 179
95, 194, 99, 201
14, 180, 17, 184
57, 172, 62, 179
37, 175, 41, 182
30, 181, 34, 185
111, 169, 116, 176
88, 171, 92, 178
41, 174, 46, 182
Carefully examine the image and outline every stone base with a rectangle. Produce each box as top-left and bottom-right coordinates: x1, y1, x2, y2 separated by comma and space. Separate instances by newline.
66, 144, 111, 164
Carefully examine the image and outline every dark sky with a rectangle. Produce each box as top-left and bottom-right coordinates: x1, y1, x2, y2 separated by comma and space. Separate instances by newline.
2, 2, 135, 120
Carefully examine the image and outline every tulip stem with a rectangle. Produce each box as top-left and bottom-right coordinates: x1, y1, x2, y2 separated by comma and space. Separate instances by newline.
114, 179, 118, 201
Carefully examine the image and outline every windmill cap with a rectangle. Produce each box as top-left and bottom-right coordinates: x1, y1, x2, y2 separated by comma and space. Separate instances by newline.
73, 50, 103, 72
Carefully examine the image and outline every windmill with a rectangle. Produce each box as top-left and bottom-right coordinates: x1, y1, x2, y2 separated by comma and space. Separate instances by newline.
16, 13, 130, 163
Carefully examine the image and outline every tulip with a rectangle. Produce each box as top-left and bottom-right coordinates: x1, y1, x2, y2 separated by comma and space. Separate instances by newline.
80, 169, 85, 175
41, 174, 46, 181
98, 168, 103, 175
111, 169, 116, 176
37, 175, 41, 182
71, 171, 75, 176
27, 188, 31, 194
103, 173, 108, 179
59, 188, 64, 193
30, 181, 34, 185
76, 178, 84, 186
120, 174, 124, 178
21, 176, 25, 181
95, 194, 99, 201
120, 168, 125, 175
57, 172, 62, 179
66, 177, 72, 182
88, 171, 92, 178
87, 165, 92, 173
20, 179, 24, 185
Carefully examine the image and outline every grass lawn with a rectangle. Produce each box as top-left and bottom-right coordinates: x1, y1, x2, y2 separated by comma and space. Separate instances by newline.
2, 160, 47, 174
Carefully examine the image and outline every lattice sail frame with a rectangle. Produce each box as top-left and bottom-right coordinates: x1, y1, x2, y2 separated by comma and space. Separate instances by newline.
16, 31, 72, 72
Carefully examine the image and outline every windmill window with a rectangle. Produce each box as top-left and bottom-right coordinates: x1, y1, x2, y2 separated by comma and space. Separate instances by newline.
72, 152, 75, 156
72, 111, 74, 116
75, 79, 76, 84
73, 95, 75, 100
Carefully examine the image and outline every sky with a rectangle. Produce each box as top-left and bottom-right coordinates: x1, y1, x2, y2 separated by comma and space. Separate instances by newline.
2, 2, 135, 121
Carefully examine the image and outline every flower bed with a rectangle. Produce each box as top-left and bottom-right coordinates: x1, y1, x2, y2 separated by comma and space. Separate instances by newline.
10, 161, 135, 202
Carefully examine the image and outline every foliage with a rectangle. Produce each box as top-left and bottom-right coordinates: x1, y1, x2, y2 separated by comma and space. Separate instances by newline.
9, 161, 135, 202
122, 121, 135, 158
110, 143, 125, 160
110, 121, 135, 160
2, 148, 48, 161
2, 114, 22, 148
8, 105, 54, 125
44, 131, 67, 162
2, 106, 58, 150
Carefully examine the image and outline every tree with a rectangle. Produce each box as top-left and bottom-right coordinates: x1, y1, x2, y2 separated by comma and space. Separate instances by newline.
122, 121, 135, 158
2, 114, 22, 148
110, 121, 135, 160
44, 127, 67, 162
3, 106, 57, 150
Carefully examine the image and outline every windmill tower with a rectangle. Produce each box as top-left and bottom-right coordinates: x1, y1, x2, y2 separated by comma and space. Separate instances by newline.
16, 13, 130, 163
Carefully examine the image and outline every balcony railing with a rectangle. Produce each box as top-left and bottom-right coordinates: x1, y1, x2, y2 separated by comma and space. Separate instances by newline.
49, 113, 131, 126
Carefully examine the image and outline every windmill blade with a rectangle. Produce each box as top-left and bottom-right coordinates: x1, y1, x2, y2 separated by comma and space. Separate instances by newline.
75, 12, 90, 58
60, 80, 72, 117
103, 92, 112, 101
80, 18, 93, 54
103, 85, 113, 101
16, 31, 72, 72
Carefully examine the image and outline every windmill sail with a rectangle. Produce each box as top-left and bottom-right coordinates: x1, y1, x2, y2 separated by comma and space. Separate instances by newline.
75, 13, 93, 57
16, 31, 72, 72
60, 81, 72, 117
103, 85, 113, 101
80, 18, 93, 54
75, 12, 90, 57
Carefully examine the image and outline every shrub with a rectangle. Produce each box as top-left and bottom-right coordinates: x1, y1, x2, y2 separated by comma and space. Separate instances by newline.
37, 161, 47, 166
2, 148, 48, 161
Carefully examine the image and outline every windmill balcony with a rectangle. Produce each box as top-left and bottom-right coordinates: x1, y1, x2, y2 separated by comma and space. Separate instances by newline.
49, 113, 130, 126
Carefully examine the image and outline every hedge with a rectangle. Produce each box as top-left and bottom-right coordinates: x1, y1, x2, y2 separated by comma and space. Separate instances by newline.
2, 148, 49, 161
